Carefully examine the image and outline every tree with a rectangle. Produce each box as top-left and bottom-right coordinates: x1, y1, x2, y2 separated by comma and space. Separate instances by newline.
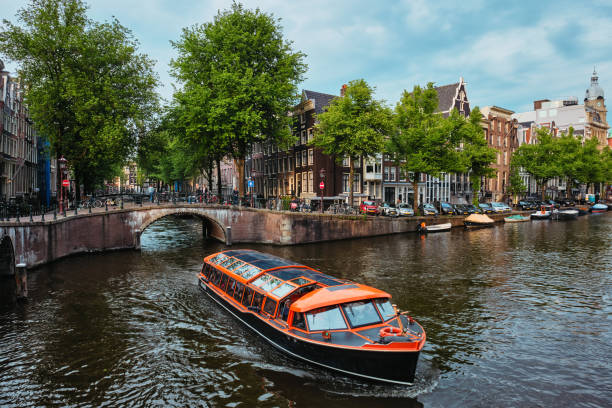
511, 128, 561, 200
0, 0, 158, 199
311, 79, 392, 206
170, 2, 306, 199
460, 106, 498, 205
556, 127, 582, 199
507, 164, 527, 204
601, 146, 612, 200
387, 83, 468, 214
574, 136, 603, 195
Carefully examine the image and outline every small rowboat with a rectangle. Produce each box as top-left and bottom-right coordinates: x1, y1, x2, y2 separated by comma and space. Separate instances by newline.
589, 203, 608, 213
420, 222, 451, 233
504, 215, 530, 223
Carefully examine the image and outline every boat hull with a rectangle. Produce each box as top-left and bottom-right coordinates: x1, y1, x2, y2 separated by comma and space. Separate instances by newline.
464, 221, 494, 228
199, 280, 421, 385
553, 211, 578, 220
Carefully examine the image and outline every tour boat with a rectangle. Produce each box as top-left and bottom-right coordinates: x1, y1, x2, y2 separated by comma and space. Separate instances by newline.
464, 213, 495, 228
198, 250, 425, 385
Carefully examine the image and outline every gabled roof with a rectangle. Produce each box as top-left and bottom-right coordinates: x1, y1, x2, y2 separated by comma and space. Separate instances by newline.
303, 90, 338, 114
434, 83, 460, 113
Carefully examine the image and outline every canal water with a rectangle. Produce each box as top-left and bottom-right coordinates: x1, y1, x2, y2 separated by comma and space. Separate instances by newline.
1, 214, 611, 407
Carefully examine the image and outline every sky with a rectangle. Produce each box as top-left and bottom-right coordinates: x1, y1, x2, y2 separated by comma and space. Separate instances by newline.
2, 0, 612, 114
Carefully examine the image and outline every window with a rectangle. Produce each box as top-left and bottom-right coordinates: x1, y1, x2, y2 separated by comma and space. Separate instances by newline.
307, 128, 313, 141
252, 291, 264, 310
342, 157, 350, 167
342, 300, 381, 328
366, 164, 374, 173
252, 274, 283, 292
292, 312, 306, 330
353, 173, 361, 193
375, 162, 381, 174
296, 152, 301, 167
302, 150, 307, 167
384, 167, 389, 181
219, 274, 229, 292
308, 171, 313, 192
390, 167, 396, 182
242, 287, 254, 306
342, 173, 350, 193
229, 260, 245, 271
302, 172, 308, 192
233, 283, 244, 302
263, 298, 277, 317
242, 267, 261, 280
306, 306, 347, 331
301, 130, 307, 144
300, 113, 305, 124
226, 279, 237, 296
308, 149, 314, 165
271, 282, 296, 298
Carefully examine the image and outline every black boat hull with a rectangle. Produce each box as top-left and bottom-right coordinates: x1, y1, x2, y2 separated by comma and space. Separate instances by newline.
199, 280, 420, 385
464, 221, 494, 229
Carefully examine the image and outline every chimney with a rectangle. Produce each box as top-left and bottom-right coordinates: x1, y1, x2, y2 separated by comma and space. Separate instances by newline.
533, 99, 549, 110
340, 84, 347, 97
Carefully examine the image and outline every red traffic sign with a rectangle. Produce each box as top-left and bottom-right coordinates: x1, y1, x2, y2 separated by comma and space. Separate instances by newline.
319, 181, 325, 190
62, 179, 70, 187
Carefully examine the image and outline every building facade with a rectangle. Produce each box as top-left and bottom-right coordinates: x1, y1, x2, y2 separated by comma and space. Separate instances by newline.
0, 61, 39, 203
480, 106, 518, 202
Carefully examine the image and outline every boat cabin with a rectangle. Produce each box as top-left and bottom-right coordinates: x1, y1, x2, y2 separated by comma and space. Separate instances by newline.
199, 250, 400, 338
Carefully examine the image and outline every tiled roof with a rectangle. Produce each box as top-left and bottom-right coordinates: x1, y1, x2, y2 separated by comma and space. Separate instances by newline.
435, 83, 459, 113
303, 90, 338, 114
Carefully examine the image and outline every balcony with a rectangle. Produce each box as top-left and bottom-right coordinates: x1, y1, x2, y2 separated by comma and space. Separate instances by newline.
364, 172, 382, 181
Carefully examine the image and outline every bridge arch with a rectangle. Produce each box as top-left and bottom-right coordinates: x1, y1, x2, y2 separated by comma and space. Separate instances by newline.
0, 235, 15, 277
138, 208, 228, 244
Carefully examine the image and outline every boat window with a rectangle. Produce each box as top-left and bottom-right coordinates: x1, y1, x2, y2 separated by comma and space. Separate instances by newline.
292, 312, 306, 330
242, 287, 254, 307
219, 258, 237, 268
233, 264, 252, 276
252, 291, 264, 310
289, 277, 311, 286
278, 298, 291, 321
306, 306, 347, 331
229, 260, 245, 271
210, 254, 227, 264
374, 298, 396, 321
201, 264, 209, 278
219, 274, 229, 292
271, 282, 296, 298
342, 300, 381, 328
263, 298, 277, 317
227, 279, 237, 296
252, 274, 283, 292
242, 267, 262, 280
233, 283, 244, 302
212, 269, 222, 285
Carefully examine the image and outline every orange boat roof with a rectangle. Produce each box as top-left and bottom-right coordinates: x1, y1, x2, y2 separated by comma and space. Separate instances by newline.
291, 284, 391, 313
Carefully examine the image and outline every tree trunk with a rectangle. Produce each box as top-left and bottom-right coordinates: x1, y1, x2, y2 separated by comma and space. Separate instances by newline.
235, 157, 245, 201
216, 158, 222, 199
349, 158, 354, 207
471, 176, 481, 206
412, 173, 420, 214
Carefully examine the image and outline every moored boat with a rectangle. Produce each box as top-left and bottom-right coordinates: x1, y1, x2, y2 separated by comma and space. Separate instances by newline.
589, 203, 608, 213
419, 222, 452, 233
531, 207, 551, 220
198, 250, 425, 385
552, 209, 579, 220
464, 213, 495, 228
504, 214, 530, 223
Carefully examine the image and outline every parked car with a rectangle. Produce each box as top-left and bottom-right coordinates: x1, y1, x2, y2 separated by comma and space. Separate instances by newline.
436, 201, 456, 215
453, 204, 470, 215
359, 200, 380, 215
491, 202, 512, 213
464, 204, 482, 214
380, 202, 399, 217
419, 203, 438, 216
478, 203, 494, 214
517, 201, 535, 210
544, 200, 561, 209
397, 203, 415, 216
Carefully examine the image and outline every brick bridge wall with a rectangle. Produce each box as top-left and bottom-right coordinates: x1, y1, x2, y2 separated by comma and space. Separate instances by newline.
0, 204, 518, 274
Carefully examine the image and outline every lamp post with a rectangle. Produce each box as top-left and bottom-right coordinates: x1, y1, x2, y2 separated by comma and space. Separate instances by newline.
58, 156, 67, 213
319, 168, 326, 213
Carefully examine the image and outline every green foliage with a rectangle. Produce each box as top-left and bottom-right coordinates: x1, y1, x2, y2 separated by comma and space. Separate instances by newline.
170, 2, 306, 196
312, 78, 392, 205
387, 82, 471, 212
507, 164, 527, 201
1, 0, 158, 196
512, 128, 561, 199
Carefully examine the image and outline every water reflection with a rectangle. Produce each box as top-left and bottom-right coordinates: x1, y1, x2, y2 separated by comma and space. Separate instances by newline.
0, 214, 610, 407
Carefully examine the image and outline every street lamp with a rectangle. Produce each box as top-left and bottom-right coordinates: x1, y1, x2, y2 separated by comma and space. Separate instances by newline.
58, 156, 67, 213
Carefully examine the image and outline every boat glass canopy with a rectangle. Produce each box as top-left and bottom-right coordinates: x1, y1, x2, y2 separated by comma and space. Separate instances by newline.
342, 300, 382, 328
374, 298, 396, 321
271, 282, 297, 298
306, 306, 347, 330
252, 274, 283, 292
241, 267, 262, 280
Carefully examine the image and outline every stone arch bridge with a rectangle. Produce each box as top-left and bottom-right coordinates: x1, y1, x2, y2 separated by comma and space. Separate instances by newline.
0, 203, 428, 277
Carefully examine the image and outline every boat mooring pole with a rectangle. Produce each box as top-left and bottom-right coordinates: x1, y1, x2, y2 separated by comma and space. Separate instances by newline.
15, 263, 27, 299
